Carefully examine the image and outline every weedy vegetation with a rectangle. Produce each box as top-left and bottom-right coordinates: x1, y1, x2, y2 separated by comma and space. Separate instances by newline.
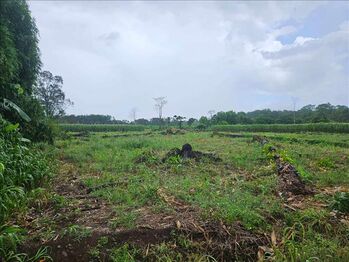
11, 128, 347, 261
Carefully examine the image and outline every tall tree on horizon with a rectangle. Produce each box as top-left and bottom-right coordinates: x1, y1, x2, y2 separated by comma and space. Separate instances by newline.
35, 71, 73, 118
154, 97, 167, 120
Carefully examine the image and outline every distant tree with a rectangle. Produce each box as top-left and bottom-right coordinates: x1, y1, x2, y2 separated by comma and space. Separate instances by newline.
135, 118, 149, 125
187, 118, 196, 126
208, 110, 215, 119
154, 97, 167, 124
130, 107, 138, 123
35, 71, 73, 117
173, 115, 186, 129
150, 117, 162, 125
199, 116, 209, 126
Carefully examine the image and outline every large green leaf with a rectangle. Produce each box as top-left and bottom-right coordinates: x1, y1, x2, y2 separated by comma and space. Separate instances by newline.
3, 99, 31, 122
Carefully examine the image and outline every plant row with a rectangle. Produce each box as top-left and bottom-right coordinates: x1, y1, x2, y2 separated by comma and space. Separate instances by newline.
211, 123, 349, 133
60, 124, 147, 132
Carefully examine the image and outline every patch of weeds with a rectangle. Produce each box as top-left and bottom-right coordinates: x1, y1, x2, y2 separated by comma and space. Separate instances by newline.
27, 188, 51, 210
109, 244, 138, 262
254, 164, 275, 177
89, 246, 100, 260
0, 225, 24, 258
109, 210, 138, 229
296, 166, 312, 182
318, 158, 336, 169
2, 246, 53, 262
88, 236, 109, 260
242, 176, 277, 195
166, 155, 182, 165
330, 192, 349, 213
149, 242, 183, 261
62, 224, 92, 242
135, 150, 159, 165
119, 139, 150, 150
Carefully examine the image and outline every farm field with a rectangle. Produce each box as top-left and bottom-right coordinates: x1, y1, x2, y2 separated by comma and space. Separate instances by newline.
19, 130, 349, 261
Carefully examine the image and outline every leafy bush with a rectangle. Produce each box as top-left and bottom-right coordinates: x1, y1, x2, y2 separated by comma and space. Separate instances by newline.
330, 192, 349, 213
0, 117, 52, 256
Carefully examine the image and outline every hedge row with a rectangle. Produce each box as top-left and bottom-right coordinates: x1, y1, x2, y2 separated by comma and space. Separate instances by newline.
60, 124, 146, 132
211, 123, 349, 133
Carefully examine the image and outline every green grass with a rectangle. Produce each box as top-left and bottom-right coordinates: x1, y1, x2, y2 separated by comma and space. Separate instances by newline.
54, 130, 349, 260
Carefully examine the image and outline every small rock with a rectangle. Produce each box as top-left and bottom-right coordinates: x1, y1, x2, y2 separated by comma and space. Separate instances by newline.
62, 251, 68, 257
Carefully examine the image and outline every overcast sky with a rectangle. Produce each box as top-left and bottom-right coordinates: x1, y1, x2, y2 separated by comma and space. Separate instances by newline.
29, 1, 349, 120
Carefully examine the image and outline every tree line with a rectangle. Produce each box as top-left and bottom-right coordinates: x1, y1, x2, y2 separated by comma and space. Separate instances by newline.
59, 103, 349, 127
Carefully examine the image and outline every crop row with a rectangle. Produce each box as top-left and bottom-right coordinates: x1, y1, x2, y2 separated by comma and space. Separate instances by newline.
60, 124, 146, 132
211, 123, 349, 133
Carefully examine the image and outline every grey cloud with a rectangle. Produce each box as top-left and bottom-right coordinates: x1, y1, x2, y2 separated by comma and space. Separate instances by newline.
99, 31, 120, 46
28, 1, 348, 119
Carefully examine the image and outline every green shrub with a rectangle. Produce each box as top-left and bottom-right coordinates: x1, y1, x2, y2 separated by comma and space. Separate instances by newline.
0, 117, 52, 256
330, 192, 349, 213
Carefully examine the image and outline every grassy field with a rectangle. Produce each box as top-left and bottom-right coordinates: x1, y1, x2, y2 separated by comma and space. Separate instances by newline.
19, 130, 349, 261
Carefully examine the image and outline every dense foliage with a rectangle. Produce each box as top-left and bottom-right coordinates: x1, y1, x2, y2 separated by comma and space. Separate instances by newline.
0, 0, 56, 142
212, 123, 349, 133
0, 118, 51, 257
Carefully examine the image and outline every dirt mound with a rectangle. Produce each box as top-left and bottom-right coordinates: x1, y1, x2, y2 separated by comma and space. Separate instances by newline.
252, 136, 313, 198
179, 221, 269, 261
274, 155, 313, 197
252, 135, 269, 145
163, 143, 221, 162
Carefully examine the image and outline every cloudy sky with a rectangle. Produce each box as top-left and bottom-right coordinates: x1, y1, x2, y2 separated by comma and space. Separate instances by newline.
29, 1, 349, 120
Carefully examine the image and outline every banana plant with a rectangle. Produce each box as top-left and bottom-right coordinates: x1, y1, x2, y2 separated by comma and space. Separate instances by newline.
2, 98, 31, 122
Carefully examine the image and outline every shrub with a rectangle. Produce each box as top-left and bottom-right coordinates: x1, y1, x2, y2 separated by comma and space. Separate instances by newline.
0, 117, 52, 256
